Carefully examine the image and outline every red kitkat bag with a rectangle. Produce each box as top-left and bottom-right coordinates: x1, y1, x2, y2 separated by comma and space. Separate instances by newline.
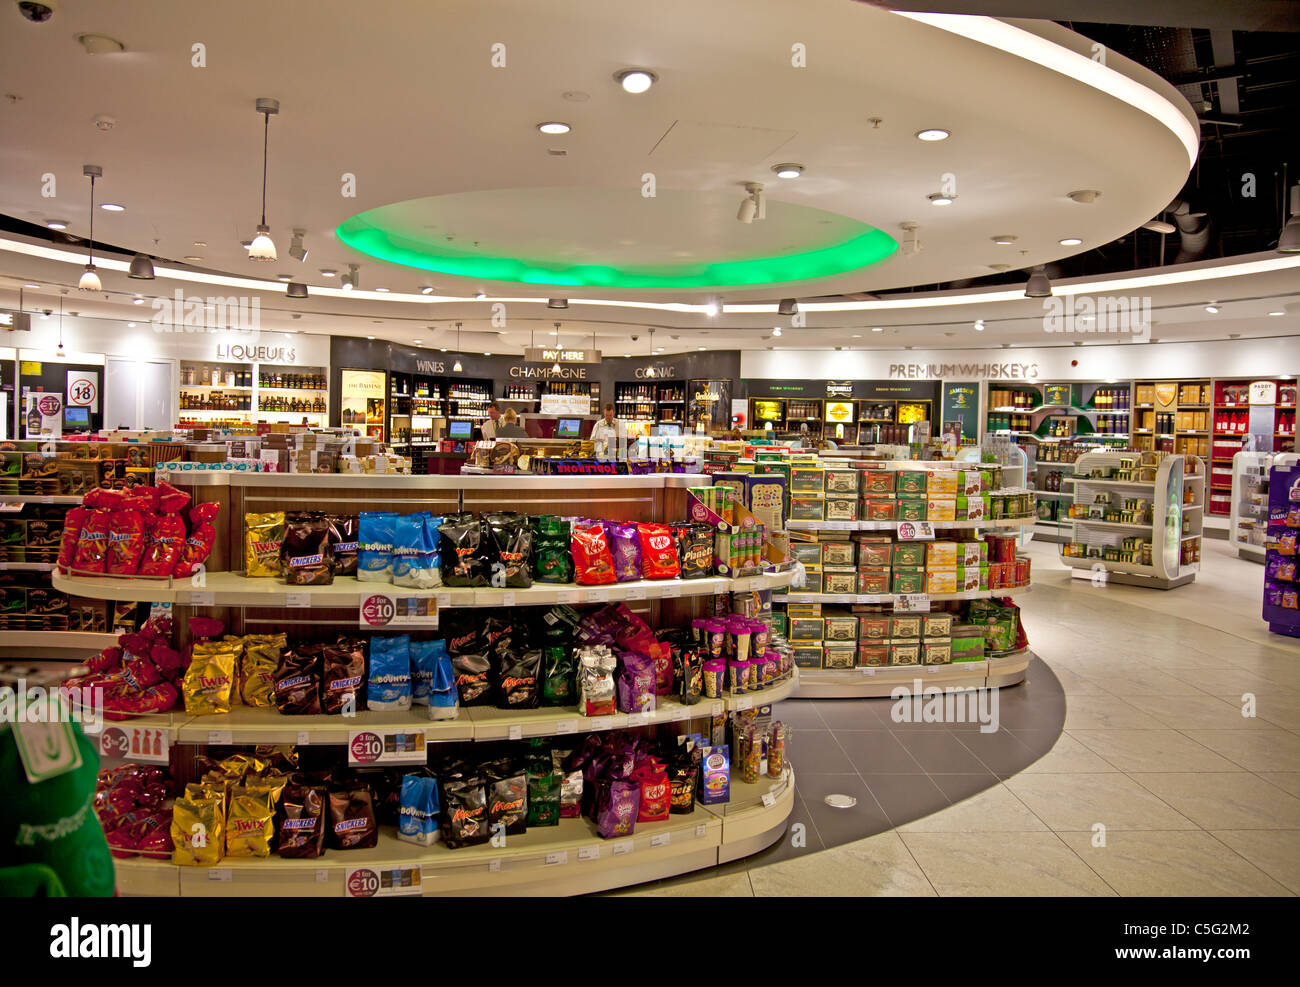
172, 502, 220, 578
72, 509, 114, 574
106, 510, 148, 575
637, 523, 680, 580
631, 758, 671, 822
571, 522, 617, 585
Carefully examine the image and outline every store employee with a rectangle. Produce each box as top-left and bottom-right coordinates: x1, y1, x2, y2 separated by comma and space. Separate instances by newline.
590, 403, 624, 459
476, 403, 501, 441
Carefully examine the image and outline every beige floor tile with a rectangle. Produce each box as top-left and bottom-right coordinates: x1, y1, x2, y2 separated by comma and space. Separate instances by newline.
899, 831, 1116, 896
1255, 773, 1300, 798
1020, 732, 1121, 774
1254, 701, 1300, 733
1179, 729, 1300, 773
1056, 831, 1292, 896
610, 870, 754, 897
1069, 729, 1241, 773
1063, 694, 1168, 730
1210, 831, 1300, 895
1123, 693, 1276, 730
1004, 773, 1198, 832
1044, 665, 1109, 695
748, 831, 935, 897
1174, 668, 1300, 697
1088, 668, 1210, 696
898, 783, 1047, 833
1131, 772, 1300, 829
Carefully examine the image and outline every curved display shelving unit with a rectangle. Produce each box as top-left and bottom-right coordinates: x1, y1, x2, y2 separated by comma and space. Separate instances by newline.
112, 767, 794, 897
0, 630, 120, 658
794, 649, 1034, 699
785, 516, 1035, 532
781, 585, 1029, 605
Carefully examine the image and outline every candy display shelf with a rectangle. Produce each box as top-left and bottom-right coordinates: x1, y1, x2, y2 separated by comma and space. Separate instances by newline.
54, 570, 795, 606
1232, 451, 1298, 563
787, 517, 1034, 532
794, 647, 1032, 698
1062, 451, 1203, 589
110, 767, 793, 897
781, 584, 1029, 605
0, 629, 120, 658
0, 494, 83, 506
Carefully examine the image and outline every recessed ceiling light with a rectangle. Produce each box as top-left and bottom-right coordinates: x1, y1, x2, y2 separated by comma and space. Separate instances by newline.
420, 286, 434, 295
23, 283, 38, 288
45, 220, 68, 230
1205, 304, 1219, 313
871, 326, 884, 333
991, 235, 1017, 245
928, 192, 954, 206
974, 320, 985, 331
485, 352, 492, 356
193, 241, 207, 247
772, 163, 803, 179
127, 322, 136, 328
852, 334, 861, 338
100, 203, 125, 212
916, 129, 950, 142
132, 296, 143, 304
375, 287, 389, 292
440, 348, 447, 352
1059, 237, 1083, 246
366, 335, 375, 340
412, 338, 422, 343
1229, 333, 1241, 339
184, 255, 203, 262
771, 327, 782, 337
615, 69, 656, 94
319, 269, 337, 277
276, 274, 293, 282
1269, 310, 1284, 316
697, 346, 706, 350
537, 122, 570, 135
474, 292, 486, 300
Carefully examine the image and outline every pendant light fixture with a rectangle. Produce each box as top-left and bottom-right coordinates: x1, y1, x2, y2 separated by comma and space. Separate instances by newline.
247, 98, 280, 261
453, 322, 463, 373
645, 328, 656, 377
78, 165, 102, 291
128, 237, 158, 280
1024, 265, 1052, 298
57, 295, 66, 356
551, 322, 563, 373
341, 263, 359, 291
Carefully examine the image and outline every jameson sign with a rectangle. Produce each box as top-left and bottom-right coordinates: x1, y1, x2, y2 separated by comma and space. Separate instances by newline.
890, 362, 1039, 380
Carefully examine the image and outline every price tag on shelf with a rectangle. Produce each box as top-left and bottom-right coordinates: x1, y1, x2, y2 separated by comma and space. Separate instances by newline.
207, 730, 232, 746
626, 586, 647, 601
183, 591, 215, 607
895, 593, 931, 613
501, 591, 516, 607
578, 845, 601, 862
555, 719, 578, 735
507, 725, 523, 741
347, 729, 427, 766
344, 865, 422, 898
39, 496, 53, 505
695, 823, 708, 839
0, 503, 22, 513
545, 851, 568, 866
316, 869, 329, 883
761, 792, 777, 808
650, 832, 671, 848
626, 712, 646, 727
710, 701, 725, 717
927, 666, 943, 674
208, 869, 232, 883
587, 588, 608, 603
733, 696, 753, 711
859, 668, 877, 676
436, 592, 451, 609
285, 592, 310, 608
589, 717, 613, 732
558, 590, 579, 604
661, 583, 682, 598
358, 592, 437, 630
488, 860, 501, 873
896, 521, 934, 541
98, 725, 170, 764
297, 731, 311, 746
613, 840, 634, 857
671, 706, 690, 722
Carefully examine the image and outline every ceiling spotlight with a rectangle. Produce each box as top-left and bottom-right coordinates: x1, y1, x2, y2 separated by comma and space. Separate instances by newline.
991, 234, 1017, 245
412, 338, 422, 343
1269, 310, 1284, 316
193, 241, 207, 247
474, 292, 486, 300
45, 220, 68, 230
1142, 219, 1177, 234
974, 320, 985, 331
286, 282, 308, 298
737, 182, 766, 224
319, 269, 337, 277
127, 322, 136, 328
1229, 333, 1241, 339
1279, 185, 1300, 253
615, 69, 657, 94
537, 121, 570, 135
778, 298, 798, 316
916, 129, 950, 142
100, 203, 125, 212
128, 252, 155, 280
1024, 265, 1052, 298
23, 283, 38, 288
288, 228, 308, 262
132, 296, 143, 305
705, 299, 720, 317
184, 255, 203, 263
366, 335, 375, 340
77, 164, 102, 292
420, 285, 434, 295
1205, 304, 1220, 313
76, 33, 125, 54
771, 327, 783, 337
988, 263, 1012, 271
772, 163, 803, 179
697, 346, 706, 350
375, 287, 389, 292
246, 98, 280, 261
276, 274, 293, 282
1058, 237, 1083, 246
871, 326, 884, 333
342, 263, 359, 291
1067, 189, 1102, 204
548, 298, 568, 309
927, 192, 954, 206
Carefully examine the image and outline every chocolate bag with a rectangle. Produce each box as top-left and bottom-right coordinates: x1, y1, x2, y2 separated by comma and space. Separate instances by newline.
487, 772, 527, 837
593, 778, 640, 839
226, 787, 275, 857
495, 648, 542, 709
244, 512, 285, 577
322, 636, 366, 715
604, 520, 641, 582
438, 516, 490, 587
397, 772, 441, 847
328, 786, 378, 850
281, 512, 333, 586
442, 777, 489, 849
240, 633, 285, 707
366, 635, 412, 711
171, 796, 224, 866
277, 782, 327, 858
616, 652, 656, 715
577, 645, 617, 716
357, 511, 398, 582
182, 642, 237, 715
328, 514, 359, 577
273, 646, 322, 715
571, 521, 617, 585
487, 513, 533, 588
410, 638, 447, 705
452, 653, 492, 706
392, 512, 442, 588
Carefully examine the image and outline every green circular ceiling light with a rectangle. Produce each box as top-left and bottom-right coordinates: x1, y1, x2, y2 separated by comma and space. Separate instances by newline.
336, 187, 897, 289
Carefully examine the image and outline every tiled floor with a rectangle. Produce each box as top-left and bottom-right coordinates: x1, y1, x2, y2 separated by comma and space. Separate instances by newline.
618, 537, 1300, 896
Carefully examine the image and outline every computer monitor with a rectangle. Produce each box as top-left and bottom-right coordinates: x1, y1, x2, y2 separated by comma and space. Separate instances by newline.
63, 406, 91, 428
555, 418, 582, 438
448, 419, 473, 439
656, 424, 681, 437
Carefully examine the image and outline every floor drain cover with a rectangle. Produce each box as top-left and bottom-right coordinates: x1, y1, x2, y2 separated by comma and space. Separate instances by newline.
824, 794, 857, 809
